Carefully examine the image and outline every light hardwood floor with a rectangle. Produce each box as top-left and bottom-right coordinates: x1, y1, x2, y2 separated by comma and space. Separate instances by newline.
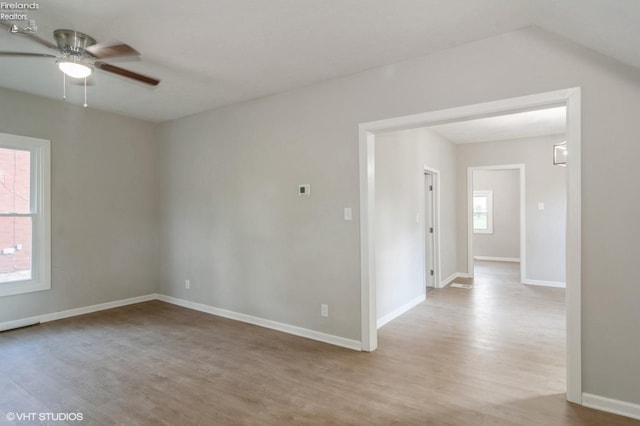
1, 261, 638, 425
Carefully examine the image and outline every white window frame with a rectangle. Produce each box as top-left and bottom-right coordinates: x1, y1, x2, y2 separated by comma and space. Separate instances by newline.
473, 190, 493, 234
0, 132, 51, 297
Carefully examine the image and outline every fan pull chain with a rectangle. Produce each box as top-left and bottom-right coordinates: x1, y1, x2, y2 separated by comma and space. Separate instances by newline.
83, 77, 88, 108
62, 73, 66, 101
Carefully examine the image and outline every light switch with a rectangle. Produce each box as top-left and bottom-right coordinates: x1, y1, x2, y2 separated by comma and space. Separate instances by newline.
344, 208, 352, 221
538, 202, 545, 210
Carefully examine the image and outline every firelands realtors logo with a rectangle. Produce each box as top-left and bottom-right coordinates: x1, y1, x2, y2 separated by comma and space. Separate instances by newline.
0, 2, 39, 22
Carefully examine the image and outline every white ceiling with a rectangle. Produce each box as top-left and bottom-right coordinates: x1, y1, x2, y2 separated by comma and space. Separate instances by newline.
0, 0, 638, 122
429, 106, 566, 144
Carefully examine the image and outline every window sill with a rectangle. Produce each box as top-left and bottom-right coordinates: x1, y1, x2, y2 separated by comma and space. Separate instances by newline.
0, 280, 51, 297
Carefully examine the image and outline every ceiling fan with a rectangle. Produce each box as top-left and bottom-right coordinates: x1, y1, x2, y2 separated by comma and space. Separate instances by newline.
0, 22, 160, 105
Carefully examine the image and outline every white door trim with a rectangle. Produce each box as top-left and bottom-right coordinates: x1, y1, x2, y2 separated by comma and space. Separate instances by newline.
423, 167, 442, 288
358, 87, 582, 404
467, 164, 525, 282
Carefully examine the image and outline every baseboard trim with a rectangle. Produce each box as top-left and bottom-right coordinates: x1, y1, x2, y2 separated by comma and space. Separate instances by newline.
582, 393, 640, 421
440, 272, 470, 288
522, 278, 566, 288
474, 256, 520, 263
0, 294, 157, 332
0, 317, 41, 333
1, 293, 362, 352
156, 294, 362, 351
377, 293, 425, 329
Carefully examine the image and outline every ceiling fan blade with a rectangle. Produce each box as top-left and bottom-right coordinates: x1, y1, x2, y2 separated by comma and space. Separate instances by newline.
0, 21, 57, 50
85, 41, 139, 59
94, 62, 160, 86
0, 51, 56, 58
21, 32, 57, 50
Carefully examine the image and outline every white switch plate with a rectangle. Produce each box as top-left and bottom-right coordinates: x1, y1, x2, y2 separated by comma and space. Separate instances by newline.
344, 207, 352, 221
538, 202, 545, 210
185, 279, 190, 289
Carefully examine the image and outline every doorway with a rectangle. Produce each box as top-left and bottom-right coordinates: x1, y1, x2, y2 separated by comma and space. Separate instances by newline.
467, 165, 525, 282
359, 88, 582, 403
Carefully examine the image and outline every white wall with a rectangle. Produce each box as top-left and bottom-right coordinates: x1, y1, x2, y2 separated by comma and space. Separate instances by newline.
458, 136, 567, 284
473, 169, 520, 260
157, 27, 640, 404
0, 87, 158, 323
375, 127, 456, 321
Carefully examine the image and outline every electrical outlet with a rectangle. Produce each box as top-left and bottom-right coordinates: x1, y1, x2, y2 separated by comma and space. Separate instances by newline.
320, 304, 329, 317
185, 279, 190, 289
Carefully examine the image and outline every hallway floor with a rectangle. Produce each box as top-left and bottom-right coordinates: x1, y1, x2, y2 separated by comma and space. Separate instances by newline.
377, 260, 634, 424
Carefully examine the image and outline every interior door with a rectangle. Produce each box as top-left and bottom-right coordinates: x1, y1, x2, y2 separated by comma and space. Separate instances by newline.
425, 173, 435, 288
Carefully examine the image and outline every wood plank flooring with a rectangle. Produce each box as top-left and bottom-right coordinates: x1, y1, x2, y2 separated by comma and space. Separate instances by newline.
1, 261, 638, 425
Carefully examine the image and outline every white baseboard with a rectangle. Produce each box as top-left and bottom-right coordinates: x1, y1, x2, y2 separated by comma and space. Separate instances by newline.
474, 256, 520, 263
377, 293, 425, 329
0, 317, 41, 332
582, 393, 640, 421
156, 294, 362, 351
440, 272, 470, 288
522, 278, 566, 288
1, 292, 362, 352
0, 294, 157, 332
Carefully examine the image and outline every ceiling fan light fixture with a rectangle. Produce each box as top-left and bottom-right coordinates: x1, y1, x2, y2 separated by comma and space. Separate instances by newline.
58, 60, 93, 79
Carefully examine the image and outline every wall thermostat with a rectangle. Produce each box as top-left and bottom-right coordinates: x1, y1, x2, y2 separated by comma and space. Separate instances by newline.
298, 184, 310, 196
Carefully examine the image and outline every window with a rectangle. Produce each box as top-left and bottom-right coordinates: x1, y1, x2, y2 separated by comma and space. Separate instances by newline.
473, 190, 493, 234
0, 133, 50, 297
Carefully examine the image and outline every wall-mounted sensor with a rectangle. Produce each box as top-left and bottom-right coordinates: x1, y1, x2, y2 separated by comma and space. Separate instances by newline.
298, 184, 310, 196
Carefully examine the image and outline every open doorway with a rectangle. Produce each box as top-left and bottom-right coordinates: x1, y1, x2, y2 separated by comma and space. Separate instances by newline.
468, 165, 525, 282
359, 88, 581, 403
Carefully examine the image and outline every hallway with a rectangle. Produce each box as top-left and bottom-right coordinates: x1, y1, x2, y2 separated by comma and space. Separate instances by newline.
376, 261, 631, 424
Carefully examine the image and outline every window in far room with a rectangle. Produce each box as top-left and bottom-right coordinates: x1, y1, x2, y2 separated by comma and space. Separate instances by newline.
0, 133, 50, 297
473, 190, 493, 234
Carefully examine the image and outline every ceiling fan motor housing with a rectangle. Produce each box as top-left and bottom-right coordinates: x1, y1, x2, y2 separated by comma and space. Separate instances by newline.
53, 29, 96, 55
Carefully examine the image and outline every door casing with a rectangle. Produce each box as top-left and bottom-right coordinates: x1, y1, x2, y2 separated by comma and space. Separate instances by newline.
358, 88, 582, 404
